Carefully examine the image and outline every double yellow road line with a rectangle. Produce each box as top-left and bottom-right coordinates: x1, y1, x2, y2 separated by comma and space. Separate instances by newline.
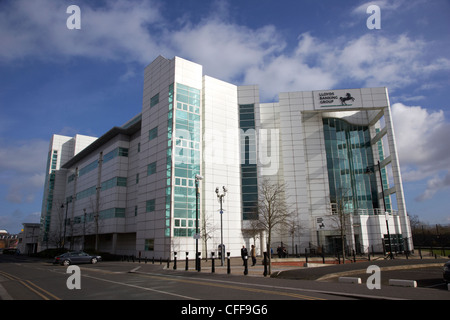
0, 270, 61, 300
137, 273, 326, 300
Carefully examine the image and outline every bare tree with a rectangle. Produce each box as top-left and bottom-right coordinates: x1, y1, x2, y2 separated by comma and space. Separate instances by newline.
243, 218, 263, 250
285, 216, 302, 256
201, 212, 218, 261
257, 179, 293, 275
329, 188, 352, 262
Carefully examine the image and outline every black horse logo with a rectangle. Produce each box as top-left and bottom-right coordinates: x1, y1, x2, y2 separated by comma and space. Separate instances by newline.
340, 93, 355, 105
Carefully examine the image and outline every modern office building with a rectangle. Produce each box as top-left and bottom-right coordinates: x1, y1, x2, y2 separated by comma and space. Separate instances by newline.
39, 55, 413, 259
40, 134, 98, 250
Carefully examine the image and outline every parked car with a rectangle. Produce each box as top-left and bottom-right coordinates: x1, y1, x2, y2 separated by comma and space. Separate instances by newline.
2, 248, 19, 255
444, 257, 450, 284
54, 251, 101, 266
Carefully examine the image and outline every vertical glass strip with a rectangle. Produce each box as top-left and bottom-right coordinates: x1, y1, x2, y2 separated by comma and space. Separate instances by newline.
165, 83, 174, 237
173, 83, 201, 237
239, 104, 258, 220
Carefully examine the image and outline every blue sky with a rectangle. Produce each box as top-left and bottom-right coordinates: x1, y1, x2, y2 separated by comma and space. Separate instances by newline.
0, 0, 449, 233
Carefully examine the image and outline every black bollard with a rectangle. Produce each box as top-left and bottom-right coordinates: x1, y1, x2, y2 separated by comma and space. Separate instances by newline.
211, 252, 215, 273
197, 252, 201, 272
173, 252, 177, 270
227, 252, 231, 274
243, 255, 248, 275
185, 252, 189, 271
263, 252, 268, 277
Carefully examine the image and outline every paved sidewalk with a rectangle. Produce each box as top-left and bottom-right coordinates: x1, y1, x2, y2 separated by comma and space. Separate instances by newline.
158, 255, 449, 285
270, 256, 449, 285
162, 256, 290, 277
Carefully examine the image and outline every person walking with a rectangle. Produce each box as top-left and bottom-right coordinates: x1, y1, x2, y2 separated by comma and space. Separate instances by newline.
250, 245, 256, 266
241, 245, 248, 266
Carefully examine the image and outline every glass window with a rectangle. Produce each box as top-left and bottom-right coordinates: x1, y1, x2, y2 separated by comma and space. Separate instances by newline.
149, 126, 158, 141
146, 199, 156, 212
118, 147, 128, 157
323, 118, 378, 213
147, 162, 157, 176
117, 177, 127, 187
145, 239, 154, 251
150, 93, 159, 108
79, 160, 98, 176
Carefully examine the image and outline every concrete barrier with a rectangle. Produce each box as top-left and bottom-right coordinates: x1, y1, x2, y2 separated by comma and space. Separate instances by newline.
338, 277, 362, 284
388, 279, 417, 288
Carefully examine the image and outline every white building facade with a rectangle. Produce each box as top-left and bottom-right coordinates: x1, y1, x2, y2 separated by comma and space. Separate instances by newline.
39, 56, 412, 259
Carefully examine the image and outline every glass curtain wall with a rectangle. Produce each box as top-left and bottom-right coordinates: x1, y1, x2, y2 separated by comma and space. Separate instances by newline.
239, 104, 258, 220
323, 118, 379, 214
172, 83, 201, 237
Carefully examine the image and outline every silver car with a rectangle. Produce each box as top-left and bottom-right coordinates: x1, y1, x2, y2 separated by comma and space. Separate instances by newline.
444, 257, 450, 284
54, 251, 101, 266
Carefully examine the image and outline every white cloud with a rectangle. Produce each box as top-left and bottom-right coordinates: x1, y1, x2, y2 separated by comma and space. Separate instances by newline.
392, 103, 449, 173
415, 173, 450, 202
1, 0, 448, 100
0, 139, 48, 204
352, 0, 406, 14
244, 54, 337, 100
305, 32, 449, 91
391, 103, 450, 201
170, 19, 284, 82
0, 0, 164, 64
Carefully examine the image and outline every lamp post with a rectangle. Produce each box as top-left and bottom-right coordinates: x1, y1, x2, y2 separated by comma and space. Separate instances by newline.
366, 161, 393, 259
82, 208, 86, 251
195, 174, 203, 271
215, 186, 227, 266
61, 201, 69, 250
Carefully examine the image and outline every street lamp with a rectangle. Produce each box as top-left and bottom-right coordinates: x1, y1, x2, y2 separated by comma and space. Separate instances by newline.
215, 186, 227, 266
366, 161, 393, 259
83, 208, 86, 251
195, 174, 203, 271
61, 201, 69, 249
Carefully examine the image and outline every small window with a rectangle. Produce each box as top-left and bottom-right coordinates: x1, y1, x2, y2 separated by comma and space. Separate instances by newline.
149, 127, 158, 141
147, 162, 157, 175
146, 199, 155, 212
145, 239, 154, 251
150, 93, 159, 108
